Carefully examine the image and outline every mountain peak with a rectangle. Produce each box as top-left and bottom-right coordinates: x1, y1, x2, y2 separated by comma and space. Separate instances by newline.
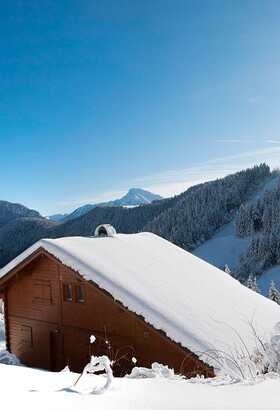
49, 188, 163, 222
114, 188, 163, 206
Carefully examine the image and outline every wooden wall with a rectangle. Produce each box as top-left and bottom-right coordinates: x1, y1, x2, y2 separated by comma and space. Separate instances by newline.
5, 253, 211, 377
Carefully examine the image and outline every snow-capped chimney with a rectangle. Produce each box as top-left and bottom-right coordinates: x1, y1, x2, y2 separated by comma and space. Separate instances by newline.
94, 224, 116, 237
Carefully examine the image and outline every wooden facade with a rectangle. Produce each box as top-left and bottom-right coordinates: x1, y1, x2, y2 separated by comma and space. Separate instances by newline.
0, 250, 213, 377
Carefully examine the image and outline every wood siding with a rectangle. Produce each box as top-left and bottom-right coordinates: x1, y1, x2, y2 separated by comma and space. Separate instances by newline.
4, 253, 212, 377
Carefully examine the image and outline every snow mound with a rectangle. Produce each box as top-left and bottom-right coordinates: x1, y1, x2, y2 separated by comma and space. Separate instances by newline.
126, 362, 184, 379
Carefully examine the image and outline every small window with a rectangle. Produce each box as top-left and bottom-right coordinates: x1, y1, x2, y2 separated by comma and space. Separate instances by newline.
74, 285, 85, 303
63, 284, 73, 301
34, 281, 52, 303
21, 325, 33, 347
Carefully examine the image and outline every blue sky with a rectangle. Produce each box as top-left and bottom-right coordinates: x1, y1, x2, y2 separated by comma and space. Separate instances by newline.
0, 0, 280, 215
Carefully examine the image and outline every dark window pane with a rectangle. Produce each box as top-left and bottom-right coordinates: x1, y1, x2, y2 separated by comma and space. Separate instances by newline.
74, 285, 85, 303
63, 284, 72, 301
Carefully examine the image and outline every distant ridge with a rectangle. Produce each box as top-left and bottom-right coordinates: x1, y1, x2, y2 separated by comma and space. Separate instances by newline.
49, 188, 163, 222
0, 200, 43, 229
0, 164, 274, 272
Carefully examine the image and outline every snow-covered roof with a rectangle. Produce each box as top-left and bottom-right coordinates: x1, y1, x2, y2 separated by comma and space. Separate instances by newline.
1, 232, 279, 370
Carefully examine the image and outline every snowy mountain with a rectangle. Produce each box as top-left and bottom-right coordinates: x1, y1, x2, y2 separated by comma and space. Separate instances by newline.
51, 188, 163, 222
106, 188, 163, 206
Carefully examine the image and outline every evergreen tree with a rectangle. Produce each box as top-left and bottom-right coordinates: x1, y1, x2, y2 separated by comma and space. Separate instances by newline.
225, 264, 231, 275
252, 276, 260, 294
247, 274, 253, 289
268, 280, 280, 304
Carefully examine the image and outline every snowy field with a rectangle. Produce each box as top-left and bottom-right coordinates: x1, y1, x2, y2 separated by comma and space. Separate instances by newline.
0, 314, 280, 410
0, 363, 280, 410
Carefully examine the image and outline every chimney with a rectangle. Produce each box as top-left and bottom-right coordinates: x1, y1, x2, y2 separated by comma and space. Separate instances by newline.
94, 224, 116, 237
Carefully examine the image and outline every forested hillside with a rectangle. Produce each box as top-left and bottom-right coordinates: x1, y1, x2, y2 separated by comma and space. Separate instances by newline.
0, 163, 274, 268
0, 218, 59, 266
144, 164, 272, 251
0, 200, 42, 229
234, 178, 280, 280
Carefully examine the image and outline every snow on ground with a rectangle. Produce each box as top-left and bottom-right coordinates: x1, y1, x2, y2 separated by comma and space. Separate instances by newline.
193, 221, 250, 270
0, 313, 279, 409
0, 363, 279, 410
193, 178, 279, 294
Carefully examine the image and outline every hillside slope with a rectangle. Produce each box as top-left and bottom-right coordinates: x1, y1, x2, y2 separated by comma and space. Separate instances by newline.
193, 177, 279, 294
145, 164, 272, 252
0, 217, 59, 267
0, 200, 42, 229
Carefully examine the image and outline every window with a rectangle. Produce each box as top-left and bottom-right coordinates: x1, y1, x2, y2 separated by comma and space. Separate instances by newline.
21, 325, 33, 347
34, 281, 52, 303
74, 285, 85, 303
63, 284, 73, 301
63, 284, 85, 303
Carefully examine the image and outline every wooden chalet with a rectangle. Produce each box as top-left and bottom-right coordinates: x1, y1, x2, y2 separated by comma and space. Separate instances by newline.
0, 225, 212, 377
0, 224, 279, 378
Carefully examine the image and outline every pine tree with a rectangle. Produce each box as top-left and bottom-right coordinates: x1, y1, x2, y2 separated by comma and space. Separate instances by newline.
247, 274, 253, 289
224, 264, 231, 275
252, 276, 260, 293
268, 280, 280, 304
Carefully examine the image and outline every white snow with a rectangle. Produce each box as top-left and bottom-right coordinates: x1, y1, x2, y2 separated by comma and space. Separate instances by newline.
76, 355, 114, 394
125, 362, 183, 380
135, 193, 151, 204
0, 309, 5, 352
0, 311, 20, 365
90, 335, 96, 344
1, 231, 279, 372
193, 177, 279, 271
0, 362, 279, 410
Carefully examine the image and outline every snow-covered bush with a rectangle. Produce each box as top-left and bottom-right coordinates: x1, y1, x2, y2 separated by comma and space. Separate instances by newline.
74, 355, 113, 394
0, 349, 20, 366
125, 362, 184, 380
252, 322, 280, 375
88, 332, 136, 376
0, 306, 20, 366
199, 321, 280, 381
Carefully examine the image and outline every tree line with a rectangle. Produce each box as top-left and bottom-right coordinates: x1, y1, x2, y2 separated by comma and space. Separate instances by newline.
234, 176, 280, 281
